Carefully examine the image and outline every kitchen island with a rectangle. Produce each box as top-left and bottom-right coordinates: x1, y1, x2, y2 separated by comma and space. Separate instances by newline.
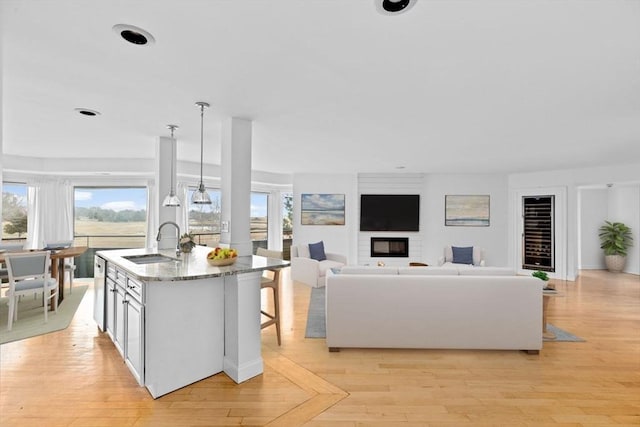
94, 245, 289, 398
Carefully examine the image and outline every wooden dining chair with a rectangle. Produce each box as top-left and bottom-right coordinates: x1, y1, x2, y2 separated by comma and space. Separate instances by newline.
256, 248, 283, 346
5, 251, 59, 331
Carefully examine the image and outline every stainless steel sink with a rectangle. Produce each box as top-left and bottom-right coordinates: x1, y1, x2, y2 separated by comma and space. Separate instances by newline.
123, 254, 180, 265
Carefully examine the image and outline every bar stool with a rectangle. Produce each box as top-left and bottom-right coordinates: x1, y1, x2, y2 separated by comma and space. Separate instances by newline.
256, 248, 282, 346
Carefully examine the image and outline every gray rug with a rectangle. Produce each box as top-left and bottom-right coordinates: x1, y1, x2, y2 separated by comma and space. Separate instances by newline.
0, 285, 88, 344
544, 324, 585, 342
305, 287, 326, 338
304, 287, 585, 343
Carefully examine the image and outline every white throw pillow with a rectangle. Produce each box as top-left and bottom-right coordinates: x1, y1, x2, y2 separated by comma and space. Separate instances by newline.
444, 246, 453, 262
472, 247, 482, 266
297, 245, 310, 258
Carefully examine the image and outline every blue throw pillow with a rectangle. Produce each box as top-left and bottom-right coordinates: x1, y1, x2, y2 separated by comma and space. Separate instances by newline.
309, 241, 327, 261
452, 246, 473, 265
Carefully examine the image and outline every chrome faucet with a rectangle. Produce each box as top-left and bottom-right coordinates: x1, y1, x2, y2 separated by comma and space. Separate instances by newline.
156, 221, 180, 256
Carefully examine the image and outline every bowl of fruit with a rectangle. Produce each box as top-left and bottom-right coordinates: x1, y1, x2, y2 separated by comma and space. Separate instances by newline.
207, 247, 238, 266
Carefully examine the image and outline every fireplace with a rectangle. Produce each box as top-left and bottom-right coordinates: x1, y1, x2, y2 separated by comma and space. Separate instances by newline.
370, 237, 409, 257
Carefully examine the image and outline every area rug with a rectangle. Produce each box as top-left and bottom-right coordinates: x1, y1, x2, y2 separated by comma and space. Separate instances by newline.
544, 324, 585, 342
0, 285, 88, 344
305, 287, 326, 338
304, 287, 585, 343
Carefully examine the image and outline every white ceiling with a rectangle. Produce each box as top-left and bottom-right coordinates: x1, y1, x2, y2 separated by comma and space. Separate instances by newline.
2, 0, 639, 175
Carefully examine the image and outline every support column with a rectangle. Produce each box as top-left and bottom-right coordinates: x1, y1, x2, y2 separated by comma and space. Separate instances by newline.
220, 117, 252, 256
218, 117, 263, 383
155, 136, 179, 250
223, 271, 263, 383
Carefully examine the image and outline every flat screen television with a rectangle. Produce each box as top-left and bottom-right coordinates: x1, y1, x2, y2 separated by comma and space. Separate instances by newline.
360, 194, 420, 231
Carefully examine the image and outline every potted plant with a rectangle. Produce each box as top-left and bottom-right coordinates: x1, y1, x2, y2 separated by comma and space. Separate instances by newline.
598, 221, 633, 273
179, 233, 196, 253
532, 270, 553, 290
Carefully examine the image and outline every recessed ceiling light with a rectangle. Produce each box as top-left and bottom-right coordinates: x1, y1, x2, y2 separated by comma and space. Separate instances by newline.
112, 24, 155, 46
74, 108, 101, 116
375, 0, 417, 15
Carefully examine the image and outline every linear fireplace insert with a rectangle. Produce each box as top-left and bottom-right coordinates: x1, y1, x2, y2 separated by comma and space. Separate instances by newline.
370, 237, 409, 257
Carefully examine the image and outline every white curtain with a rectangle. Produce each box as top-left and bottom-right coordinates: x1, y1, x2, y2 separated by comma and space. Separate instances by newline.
145, 180, 157, 249
26, 179, 74, 249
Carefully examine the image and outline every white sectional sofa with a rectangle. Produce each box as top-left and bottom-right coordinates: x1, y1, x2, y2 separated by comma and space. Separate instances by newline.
325, 267, 543, 353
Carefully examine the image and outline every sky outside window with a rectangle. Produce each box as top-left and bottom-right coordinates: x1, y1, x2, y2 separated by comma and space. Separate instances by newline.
75, 188, 147, 211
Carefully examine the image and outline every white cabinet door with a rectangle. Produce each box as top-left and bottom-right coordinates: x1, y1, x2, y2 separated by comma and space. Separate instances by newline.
125, 296, 144, 385
114, 284, 126, 357
105, 277, 116, 341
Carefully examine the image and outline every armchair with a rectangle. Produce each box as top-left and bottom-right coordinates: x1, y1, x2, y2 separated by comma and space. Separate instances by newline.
290, 243, 346, 287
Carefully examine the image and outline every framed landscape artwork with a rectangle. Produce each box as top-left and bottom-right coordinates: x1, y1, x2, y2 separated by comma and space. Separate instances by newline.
445, 195, 490, 226
301, 193, 345, 226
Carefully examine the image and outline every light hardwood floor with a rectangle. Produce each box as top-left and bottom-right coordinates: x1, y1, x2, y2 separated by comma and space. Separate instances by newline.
1, 269, 638, 426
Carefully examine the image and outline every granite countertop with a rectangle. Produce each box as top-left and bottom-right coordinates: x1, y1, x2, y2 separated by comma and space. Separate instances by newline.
97, 245, 289, 282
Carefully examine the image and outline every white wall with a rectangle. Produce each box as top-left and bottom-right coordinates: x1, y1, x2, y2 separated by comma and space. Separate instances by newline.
578, 188, 608, 270
608, 185, 640, 274
292, 173, 358, 263
292, 172, 510, 267
424, 174, 509, 266
510, 162, 640, 280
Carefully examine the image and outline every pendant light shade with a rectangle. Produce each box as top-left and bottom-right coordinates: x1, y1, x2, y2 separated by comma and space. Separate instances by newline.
192, 101, 212, 205
162, 124, 181, 207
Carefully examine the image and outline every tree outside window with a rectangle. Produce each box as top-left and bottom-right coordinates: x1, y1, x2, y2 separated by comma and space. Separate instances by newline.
2, 183, 28, 240
282, 193, 293, 240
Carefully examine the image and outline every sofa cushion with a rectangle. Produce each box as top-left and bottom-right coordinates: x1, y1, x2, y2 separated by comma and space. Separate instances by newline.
452, 246, 473, 264
318, 260, 344, 277
341, 266, 399, 275
398, 266, 459, 276
309, 241, 327, 261
458, 267, 515, 276
296, 245, 310, 258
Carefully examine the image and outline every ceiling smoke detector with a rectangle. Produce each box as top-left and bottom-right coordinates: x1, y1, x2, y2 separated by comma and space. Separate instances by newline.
375, 0, 417, 15
112, 24, 155, 46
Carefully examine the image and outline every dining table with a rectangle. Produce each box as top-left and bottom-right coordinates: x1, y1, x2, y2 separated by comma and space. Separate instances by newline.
0, 246, 88, 308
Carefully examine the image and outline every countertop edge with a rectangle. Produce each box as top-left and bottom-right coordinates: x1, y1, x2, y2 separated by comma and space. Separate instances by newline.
96, 246, 290, 282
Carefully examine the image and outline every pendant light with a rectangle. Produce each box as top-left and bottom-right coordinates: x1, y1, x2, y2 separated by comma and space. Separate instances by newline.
191, 101, 212, 204
162, 124, 181, 207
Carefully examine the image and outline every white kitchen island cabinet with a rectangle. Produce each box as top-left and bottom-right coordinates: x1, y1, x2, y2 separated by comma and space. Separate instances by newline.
95, 246, 288, 399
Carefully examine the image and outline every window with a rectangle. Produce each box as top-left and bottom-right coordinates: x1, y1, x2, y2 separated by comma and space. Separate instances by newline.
2, 182, 28, 242
281, 192, 293, 260
251, 192, 268, 243
74, 187, 147, 249
282, 192, 293, 240
188, 187, 221, 247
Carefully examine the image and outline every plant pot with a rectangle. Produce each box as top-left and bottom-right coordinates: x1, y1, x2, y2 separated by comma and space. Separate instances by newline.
542, 280, 555, 291
605, 255, 626, 273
